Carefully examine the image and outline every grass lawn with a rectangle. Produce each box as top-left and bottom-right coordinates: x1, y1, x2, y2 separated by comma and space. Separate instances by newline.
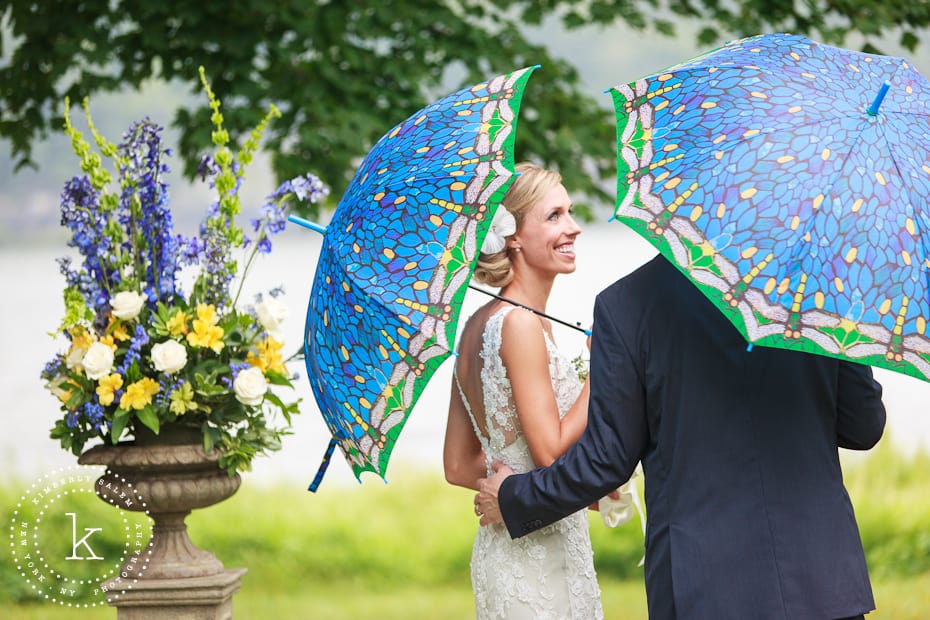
3, 444, 929, 618
6, 573, 929, 619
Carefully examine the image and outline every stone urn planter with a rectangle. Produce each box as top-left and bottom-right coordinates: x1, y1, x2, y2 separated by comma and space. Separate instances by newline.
79, 432, 246, 620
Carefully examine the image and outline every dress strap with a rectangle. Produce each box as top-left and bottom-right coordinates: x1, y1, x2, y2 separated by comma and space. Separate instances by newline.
453, 366, 491, 456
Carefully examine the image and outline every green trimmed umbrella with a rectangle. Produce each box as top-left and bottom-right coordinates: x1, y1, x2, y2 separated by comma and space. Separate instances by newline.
292, 67, 537, 489
608, 33, 930, 382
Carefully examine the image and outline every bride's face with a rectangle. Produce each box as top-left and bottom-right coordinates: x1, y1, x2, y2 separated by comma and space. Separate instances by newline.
511, 183, 581, 277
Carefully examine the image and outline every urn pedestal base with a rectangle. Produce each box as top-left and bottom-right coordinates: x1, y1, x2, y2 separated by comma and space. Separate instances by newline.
79, 441, 246, 619
102, 568, 246, 620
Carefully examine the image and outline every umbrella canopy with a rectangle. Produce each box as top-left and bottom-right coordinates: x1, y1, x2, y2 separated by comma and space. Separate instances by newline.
301, 66, 537, 489
608, 33, 930, 382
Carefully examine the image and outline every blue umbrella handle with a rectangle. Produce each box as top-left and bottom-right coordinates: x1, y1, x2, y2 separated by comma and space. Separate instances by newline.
307, 437, 339, 492
468, 284, 592, 336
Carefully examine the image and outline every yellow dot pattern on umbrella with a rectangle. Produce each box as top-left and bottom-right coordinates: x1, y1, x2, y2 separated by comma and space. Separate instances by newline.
609, 32, 930, 382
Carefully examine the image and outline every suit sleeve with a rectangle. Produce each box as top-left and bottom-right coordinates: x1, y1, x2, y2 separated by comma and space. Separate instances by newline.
835, 361, 886, 450
499, 289, 649, 538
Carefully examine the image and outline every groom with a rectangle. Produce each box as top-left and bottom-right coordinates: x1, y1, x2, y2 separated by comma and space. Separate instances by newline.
475, 256, 886, 620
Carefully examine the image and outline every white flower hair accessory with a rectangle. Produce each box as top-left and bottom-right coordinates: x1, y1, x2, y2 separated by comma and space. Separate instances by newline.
481, 206, 517, 254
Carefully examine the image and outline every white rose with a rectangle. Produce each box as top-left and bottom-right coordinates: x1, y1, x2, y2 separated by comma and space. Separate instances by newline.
111, 291, 147, 320
256, 297, 289, 340
82, 342, 115, 380
233, 366, 268, 406
150, 340, 188, 374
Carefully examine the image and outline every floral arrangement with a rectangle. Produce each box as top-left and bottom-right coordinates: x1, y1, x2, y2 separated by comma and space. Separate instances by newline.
41, 68, 329, 475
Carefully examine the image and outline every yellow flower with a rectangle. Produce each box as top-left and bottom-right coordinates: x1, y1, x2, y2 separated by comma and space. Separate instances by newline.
99, 334, 118, 352
196, 303, 219, 325
187, 321, 225, 353
186, 304, 225, 352
106, 317, 130, 342
96, 373, 124, 406
166, 309, 188, 337
69, 326, 95, 350
247, 336, 286, 374
169, 382, 198, 415
65, 326, 95, 372
119, 377, 160, 410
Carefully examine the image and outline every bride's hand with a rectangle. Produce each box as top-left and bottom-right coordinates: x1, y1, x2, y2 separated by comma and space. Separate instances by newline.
475, 460, 514, 526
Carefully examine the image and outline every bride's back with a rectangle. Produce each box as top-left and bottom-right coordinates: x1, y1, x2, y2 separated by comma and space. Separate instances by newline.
455, 303, 574, 473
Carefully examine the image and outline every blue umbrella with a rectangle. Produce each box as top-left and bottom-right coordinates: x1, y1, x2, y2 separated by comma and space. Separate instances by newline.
290, 67, 538, 490
608, 33, 930, 382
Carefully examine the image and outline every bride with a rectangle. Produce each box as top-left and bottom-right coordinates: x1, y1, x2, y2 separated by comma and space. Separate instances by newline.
443, 162, 603, 619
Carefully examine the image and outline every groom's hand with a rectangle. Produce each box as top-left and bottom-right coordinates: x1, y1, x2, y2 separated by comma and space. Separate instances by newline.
475, 460, 514, 526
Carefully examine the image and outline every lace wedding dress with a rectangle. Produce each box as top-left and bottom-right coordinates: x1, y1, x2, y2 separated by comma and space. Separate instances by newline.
455, 307, 603, 620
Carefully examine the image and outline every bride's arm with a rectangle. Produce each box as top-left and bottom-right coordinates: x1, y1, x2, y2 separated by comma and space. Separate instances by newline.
443, 379, 486, 490
501, 310, 590, 467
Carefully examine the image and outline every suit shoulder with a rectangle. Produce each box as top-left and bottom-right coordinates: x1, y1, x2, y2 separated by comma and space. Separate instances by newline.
598, 255, 670, 302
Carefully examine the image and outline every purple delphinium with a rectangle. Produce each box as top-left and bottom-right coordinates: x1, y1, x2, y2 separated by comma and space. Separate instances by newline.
116, 120, 182, 305
249, 173, 330, 255
198, 231, 235, 308
222, 361, 253, 390
193, 157, 247, 309
59, 175, 118, 318
83, 401, 106, 431
154, 375, 184, 412
117, 324, 151, 375
289, 173, 329, 203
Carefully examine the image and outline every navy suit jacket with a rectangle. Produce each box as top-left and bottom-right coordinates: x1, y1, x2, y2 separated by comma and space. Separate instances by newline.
499, 256, 886, 619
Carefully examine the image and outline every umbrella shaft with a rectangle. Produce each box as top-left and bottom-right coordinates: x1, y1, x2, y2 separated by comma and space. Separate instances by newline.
468, 284, 591, 336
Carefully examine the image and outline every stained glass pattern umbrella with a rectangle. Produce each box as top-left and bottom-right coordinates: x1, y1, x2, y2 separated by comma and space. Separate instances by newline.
291, 66, 537, 489
607, 33, 930, 382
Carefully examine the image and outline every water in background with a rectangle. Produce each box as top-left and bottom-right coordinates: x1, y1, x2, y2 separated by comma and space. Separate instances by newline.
4, 224, 929, 490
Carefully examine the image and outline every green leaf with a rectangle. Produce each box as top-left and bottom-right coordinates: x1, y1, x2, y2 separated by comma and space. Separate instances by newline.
136, 405, 160, 434
264, 369, 293, 387
111, 409, 131, 443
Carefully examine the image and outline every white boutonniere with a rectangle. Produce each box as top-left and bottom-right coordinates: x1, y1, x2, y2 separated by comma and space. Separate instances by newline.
481, 206, 516, 254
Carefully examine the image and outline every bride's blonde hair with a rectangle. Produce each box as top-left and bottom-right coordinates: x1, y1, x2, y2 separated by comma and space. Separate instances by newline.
473, 162, 562, 288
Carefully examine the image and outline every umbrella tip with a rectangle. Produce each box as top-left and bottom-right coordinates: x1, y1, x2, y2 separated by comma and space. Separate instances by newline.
867, 81, 891, 116
288, 214, 327, 235
746, 343, 754, 352
532, 63, 542, 69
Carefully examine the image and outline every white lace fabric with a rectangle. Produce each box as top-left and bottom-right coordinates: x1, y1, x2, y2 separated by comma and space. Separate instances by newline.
455, 307, 603, 620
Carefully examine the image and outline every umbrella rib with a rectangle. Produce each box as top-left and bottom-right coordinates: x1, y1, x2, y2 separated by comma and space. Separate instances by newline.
468, 284, 591, 336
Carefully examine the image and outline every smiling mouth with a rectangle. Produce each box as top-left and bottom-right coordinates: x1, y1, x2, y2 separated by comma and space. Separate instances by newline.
556, 244, 575, 255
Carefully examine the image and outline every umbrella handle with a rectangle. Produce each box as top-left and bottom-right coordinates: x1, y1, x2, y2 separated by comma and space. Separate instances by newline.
307, 437, 339, 492
468, 284, 592, 336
